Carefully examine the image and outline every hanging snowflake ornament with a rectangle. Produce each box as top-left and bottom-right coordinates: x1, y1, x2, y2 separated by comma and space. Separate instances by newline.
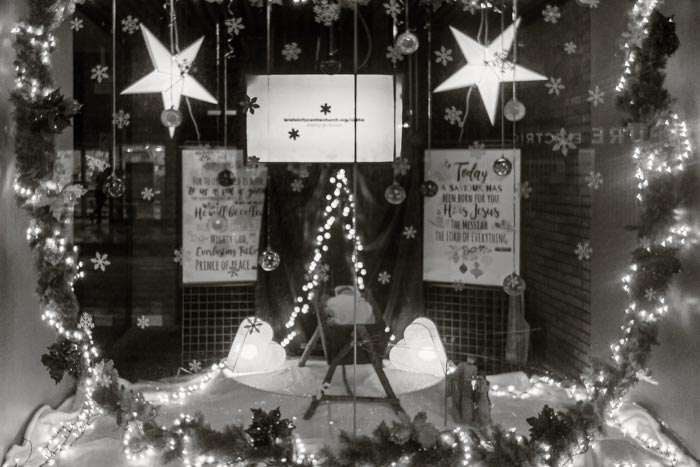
644, 288, 656, 301
90, 65, 109, 83
386, 45, 404, 67
519, 181, 532, 199
91, 252, 111, 271
137, 315, 150, 329
247, 155, 260, 169
575, 241, 592, 261
392, 157, 411, 176
444, 106, 463, 126
402, 226, 417, 239
460, 0, 481, 14
70, 17, 83, 32
434, 46, 453, 66
225, 17, 245, 36
316, 263, 330, 283
174, 248, 182, 264
112, 109, 130, 129
378, 271, 391, 285
587, 85, 605, 107
189, 360, 202, 373
141, 187, 155, 201
383, 0, 403, 20
585, 171, 603, 190
86, 155, 110, 172
282, 42, 302, 62
121, 15, 140, 35
78, 313, 95, 332
551, 128, 577, 156
291, 179, 304, 192
452, 281, 466, 292
564, 42, 577, 54
545, 77, 565, 96
542, 5, 561, 23
313, 0, 341, 27
240, 95, 260, 115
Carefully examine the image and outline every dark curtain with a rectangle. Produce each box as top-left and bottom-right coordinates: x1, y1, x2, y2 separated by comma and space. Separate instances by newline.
256, 140, 424, 351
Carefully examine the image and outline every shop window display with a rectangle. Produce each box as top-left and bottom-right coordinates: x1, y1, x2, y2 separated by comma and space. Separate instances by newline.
2, 0, 699, 466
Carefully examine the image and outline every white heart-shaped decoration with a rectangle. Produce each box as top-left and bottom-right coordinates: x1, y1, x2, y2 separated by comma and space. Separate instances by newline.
389, 318, 448, 377
226, 317, 286, 374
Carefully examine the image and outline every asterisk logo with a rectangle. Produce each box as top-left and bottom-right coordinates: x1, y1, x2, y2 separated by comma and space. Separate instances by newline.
288, 128, 300, 140
320, 103, 331, 115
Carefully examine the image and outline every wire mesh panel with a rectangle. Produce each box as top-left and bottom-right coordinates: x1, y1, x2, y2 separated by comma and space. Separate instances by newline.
182, 284, 256, 367
424, 283, 512, 375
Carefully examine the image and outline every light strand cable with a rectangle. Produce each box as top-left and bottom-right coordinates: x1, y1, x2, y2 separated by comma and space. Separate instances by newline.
352, 0, 360, 439
111, 0, 116, 172
511, 0, 518, 274
426, 14, 432, 178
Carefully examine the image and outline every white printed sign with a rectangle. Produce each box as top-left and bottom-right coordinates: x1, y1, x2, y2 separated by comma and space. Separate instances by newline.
246, 74, 402, 163
423, 149, 520, 286
181, 149, 267, 284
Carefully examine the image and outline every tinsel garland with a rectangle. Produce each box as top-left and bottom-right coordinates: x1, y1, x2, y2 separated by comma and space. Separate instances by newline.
9, 0, 688, 466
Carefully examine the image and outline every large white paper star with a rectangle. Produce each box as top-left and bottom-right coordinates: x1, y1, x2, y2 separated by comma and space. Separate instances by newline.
434, 21, 546, 125
121, 25, 217, 137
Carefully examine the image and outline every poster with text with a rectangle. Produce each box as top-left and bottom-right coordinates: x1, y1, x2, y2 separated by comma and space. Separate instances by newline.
247, 74, 402, 163
181, 149, 267, 284
423, 149, 520, 286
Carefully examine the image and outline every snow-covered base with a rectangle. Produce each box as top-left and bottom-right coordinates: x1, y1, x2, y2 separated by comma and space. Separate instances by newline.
3, 368, 697, 467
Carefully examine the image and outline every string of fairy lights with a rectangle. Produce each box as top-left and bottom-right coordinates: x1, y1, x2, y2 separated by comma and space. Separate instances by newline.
280, 168, 368, 348
5, 0, 695, 466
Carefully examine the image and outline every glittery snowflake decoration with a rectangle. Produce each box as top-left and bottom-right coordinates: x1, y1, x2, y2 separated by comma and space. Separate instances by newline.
121, 15, 140, 35
444, 106, 463, 126
402, 225, 417, 239
137, 315, 150, 329
112, 109, 130, 129
70, 17, 83, 32
519, 181, 532, 199
378, 271, 391, 285
189, 360, 202, 373
313, 0, 340, 27
575, 241, 592, 261
545, 77, 565, 96
225, 17, 245, 36
291, 179, 304, 192
644, 288, 656, 301
564, 42, 577, 54
386, 45, 404, 67
551, 128, 577, 156
542, 5, 561, 23
141, 187, 155, 201
585, 171, 603, 190
90, 65, 109, 83
383, 0, 402, 20
587, 85, 605, 107
91, 252, 111, 271
317, 264, 330, 283
78, 313, 94, 332
282, 42, 302, 61
393, 157, 411, 176
434, 46, 453, 66
86, 155, 110, 172
460, 0, 481, 14
174, 248, 182, 264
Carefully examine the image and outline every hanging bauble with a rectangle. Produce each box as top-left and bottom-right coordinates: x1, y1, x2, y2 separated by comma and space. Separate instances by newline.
493, 155, 513, 177
160, 107, 183, 129
259, 247, 281, 272
217, 169, 235, 187
320, 58, 342, 75
102, 174, 125, 199
419, 180, 439, 197
502, 272, 526, 296
395, 31, 419, 55
504, 98, 526, 122
385, 182, 407, 205
208, 215, 229, 234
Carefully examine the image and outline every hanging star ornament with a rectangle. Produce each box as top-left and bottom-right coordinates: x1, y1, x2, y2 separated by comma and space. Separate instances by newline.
121, 25, 217, 137
433, 21, 546, 125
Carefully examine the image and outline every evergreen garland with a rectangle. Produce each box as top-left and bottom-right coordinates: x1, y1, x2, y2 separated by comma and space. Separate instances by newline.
9, 0, 689, 465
